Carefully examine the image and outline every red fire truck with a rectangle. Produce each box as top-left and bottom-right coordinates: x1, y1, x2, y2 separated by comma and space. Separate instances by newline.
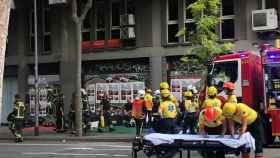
207, 47, 280, 144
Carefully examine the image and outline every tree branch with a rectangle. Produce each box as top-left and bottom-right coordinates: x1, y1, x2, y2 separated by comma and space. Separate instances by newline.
79, 0, 93, 22
71, 0, 79, 23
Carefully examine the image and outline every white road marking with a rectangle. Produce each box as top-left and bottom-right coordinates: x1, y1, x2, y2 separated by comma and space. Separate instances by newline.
65, 147, 130, 151
22, 152, 128, 157
0, 143, 131, 148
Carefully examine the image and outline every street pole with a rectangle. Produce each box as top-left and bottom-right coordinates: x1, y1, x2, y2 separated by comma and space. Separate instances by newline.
34, 0, 39, 136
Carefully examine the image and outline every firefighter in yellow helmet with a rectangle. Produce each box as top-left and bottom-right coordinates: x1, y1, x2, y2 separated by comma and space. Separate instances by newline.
13, 94, 25, 142
158, 89, 177, 134
223, 103, 264, 158
144, 89, 153, 128
159, 82, 178, 106
181, 91, 199, 134
202, 86, 222, 109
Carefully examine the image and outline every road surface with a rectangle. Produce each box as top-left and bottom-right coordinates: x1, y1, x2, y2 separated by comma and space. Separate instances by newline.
0, 141, 278, 158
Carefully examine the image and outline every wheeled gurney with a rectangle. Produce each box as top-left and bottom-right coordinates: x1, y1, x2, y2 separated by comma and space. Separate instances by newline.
132, 132, 255, 158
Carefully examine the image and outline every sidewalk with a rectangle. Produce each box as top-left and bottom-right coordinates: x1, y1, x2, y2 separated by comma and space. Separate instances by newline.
0, 126, 136, 142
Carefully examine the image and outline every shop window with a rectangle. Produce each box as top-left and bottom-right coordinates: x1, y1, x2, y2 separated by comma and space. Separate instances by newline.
220, 0, 235, 40
167, 0, 179, 43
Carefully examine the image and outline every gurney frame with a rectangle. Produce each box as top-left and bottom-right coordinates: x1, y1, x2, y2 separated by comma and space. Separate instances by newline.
132, 137, 249, 158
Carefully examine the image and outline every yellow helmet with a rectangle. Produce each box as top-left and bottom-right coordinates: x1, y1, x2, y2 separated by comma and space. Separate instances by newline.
184, 91, 193, 97
208, 86, 217, 96
222, 102, 237, 117
160, 82, 169, 89
160, 89, 170, 98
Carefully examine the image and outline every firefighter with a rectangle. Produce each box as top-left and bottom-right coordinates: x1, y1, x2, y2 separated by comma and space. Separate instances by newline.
158, 89, 178, 158
13, 95, 25, 142
223, 82, 237, 103
223, 103, 264, 158
132, 90, 145, 137
158, 89, 177, 134
144, 89, 153, 128
199, 106, 226, 158
202, 86, 222, 109
182, 90, 199, 134
159, 82, 178, 106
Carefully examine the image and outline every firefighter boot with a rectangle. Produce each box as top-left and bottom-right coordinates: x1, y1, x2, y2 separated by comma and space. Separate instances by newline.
241, 152, 251, 158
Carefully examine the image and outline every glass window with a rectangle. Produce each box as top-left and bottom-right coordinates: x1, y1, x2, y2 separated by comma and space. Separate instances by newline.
96, 4, 105, 29
168, 24, 179, 43
83, 11, 91, 30
44, 9, 51, 33
221, 19, 234, 40
168, 0, 178, 21
112, 1, 120, 27
111, 29, 120, 39
82, 32, 91, 41
222, 0, 234, 16
44, 34, 51, 52
127, 0, 135, 14
185, 0, 196, 19
185, 22, 195, 41
97, 30, 105, 40
220, 0, 235, 40
209, 60, 238, 87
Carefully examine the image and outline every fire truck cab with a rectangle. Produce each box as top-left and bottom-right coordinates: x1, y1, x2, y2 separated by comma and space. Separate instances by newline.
207, 51, 263, 108
206, 47, 280, 144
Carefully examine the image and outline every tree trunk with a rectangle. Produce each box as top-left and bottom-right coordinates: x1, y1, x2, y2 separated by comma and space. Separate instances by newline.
0, 0, 11, 123
74, 22, 82, 136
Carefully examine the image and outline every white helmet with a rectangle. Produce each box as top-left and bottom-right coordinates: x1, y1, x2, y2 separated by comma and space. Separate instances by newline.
81, 88, 87, 95
137, 90, 145, 98
154, 90, 160, 96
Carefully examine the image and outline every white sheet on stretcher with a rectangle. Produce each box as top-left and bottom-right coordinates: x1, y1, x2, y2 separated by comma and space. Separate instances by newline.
144, 132, 255, 151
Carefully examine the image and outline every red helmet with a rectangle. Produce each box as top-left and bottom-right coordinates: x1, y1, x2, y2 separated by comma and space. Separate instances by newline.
204, 107, 216, 122
223, 82, 235, 90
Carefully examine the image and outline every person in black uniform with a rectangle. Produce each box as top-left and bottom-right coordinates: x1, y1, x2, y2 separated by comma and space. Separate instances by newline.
13, 94, 25, 142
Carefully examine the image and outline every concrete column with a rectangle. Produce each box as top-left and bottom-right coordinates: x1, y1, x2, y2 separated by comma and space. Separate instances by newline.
151, 0, 162, 46
245, 0, 259, 41
234, 0, 247, 40
16, 8, 29, 100
150, 56, 163, 91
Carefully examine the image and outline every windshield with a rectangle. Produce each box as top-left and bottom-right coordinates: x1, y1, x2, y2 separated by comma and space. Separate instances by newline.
208, 60, 238, 92
265, 64, 280, 104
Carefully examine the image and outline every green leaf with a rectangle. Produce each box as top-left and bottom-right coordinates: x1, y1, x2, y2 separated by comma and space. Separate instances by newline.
176, 27, 186, 37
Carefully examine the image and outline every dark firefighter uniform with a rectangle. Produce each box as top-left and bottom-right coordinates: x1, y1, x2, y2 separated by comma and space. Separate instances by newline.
14, 99, 25, 142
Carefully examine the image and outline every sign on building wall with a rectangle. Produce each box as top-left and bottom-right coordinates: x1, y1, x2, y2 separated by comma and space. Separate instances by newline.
93, 82, 145, 104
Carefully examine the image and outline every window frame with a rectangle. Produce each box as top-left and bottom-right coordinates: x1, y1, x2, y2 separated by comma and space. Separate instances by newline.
166, 0, 179, 44
110, 0, 121, 39
42, 5, 52, 53
219, 0, 235, 41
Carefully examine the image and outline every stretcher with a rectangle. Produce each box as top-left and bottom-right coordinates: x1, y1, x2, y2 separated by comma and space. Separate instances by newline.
132, 132, 255, 158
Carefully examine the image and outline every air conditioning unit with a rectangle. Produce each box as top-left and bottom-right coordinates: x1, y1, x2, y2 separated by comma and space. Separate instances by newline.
121, 27, 135, 39
252, 9, 278, 31
120, 14, 135, 26
48, 0, 67, 5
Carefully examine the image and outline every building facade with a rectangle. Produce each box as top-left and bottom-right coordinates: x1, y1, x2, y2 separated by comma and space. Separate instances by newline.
2, 0, 280, 122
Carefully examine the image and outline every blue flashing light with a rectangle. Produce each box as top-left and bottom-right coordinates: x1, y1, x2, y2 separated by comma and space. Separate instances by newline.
269, 55, 276, 59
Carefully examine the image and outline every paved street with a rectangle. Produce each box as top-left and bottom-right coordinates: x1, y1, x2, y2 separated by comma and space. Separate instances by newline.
0, 141, 278, 158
